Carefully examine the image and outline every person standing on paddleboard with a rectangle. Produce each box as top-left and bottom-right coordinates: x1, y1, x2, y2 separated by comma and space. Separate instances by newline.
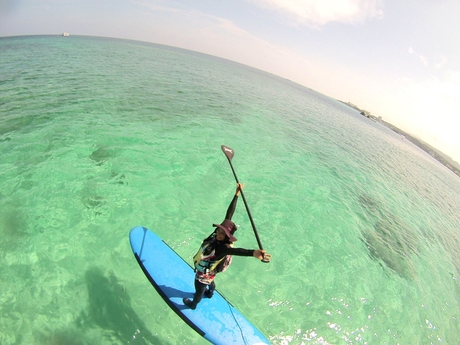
183, 183, 270, 310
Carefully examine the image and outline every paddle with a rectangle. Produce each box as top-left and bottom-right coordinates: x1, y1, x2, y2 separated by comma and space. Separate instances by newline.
221, 145, 270, 263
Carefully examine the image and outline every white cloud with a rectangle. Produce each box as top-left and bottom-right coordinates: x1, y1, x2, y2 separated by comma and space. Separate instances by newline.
248, 0, 384, 27
408, 47, 429, 67
434, 55, 448, 70
445, 69, 460, 85
379, 75, 460, 162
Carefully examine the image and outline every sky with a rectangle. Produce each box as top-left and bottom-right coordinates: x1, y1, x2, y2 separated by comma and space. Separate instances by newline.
1, 0, 459, 163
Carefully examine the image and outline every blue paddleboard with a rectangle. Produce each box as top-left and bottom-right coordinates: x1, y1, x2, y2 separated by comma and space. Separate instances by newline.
129, 226, 270, 345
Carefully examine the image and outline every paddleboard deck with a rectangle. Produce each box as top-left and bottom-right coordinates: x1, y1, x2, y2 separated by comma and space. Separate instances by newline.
129, 226, 270, 345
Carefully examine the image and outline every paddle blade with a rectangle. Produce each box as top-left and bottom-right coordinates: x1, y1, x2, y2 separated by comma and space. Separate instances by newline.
221, 145, 234, 161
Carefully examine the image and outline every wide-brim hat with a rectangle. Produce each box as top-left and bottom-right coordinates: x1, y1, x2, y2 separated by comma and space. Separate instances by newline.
213, 219, 237, 242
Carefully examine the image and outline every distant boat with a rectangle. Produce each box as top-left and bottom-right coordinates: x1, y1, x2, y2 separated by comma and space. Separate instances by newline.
62, 32, 70, 37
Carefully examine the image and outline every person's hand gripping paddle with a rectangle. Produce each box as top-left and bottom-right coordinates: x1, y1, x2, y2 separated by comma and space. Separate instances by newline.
221, 145, 271, 263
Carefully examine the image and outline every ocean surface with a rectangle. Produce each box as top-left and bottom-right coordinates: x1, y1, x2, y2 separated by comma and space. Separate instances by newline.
1, 35, 459, 345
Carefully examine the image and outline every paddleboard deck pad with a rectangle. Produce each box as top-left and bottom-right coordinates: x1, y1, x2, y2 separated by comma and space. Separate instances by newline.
129, 226, 270, 345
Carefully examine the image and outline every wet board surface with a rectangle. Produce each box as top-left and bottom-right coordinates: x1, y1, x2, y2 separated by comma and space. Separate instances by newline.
129, 226, 270, 345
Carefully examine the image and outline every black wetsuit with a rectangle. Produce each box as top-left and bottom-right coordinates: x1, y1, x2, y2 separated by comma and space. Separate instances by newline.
191, 194, 255, 307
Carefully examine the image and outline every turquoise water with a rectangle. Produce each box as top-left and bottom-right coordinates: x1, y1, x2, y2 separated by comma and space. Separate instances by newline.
1, 35, 460, 345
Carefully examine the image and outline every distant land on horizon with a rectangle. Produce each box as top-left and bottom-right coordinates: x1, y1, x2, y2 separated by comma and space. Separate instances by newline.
340, 101, 460, 178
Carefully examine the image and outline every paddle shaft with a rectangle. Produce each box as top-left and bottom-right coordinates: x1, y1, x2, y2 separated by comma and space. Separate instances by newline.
227, 159, 264, 251
221, 146, 268, 262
